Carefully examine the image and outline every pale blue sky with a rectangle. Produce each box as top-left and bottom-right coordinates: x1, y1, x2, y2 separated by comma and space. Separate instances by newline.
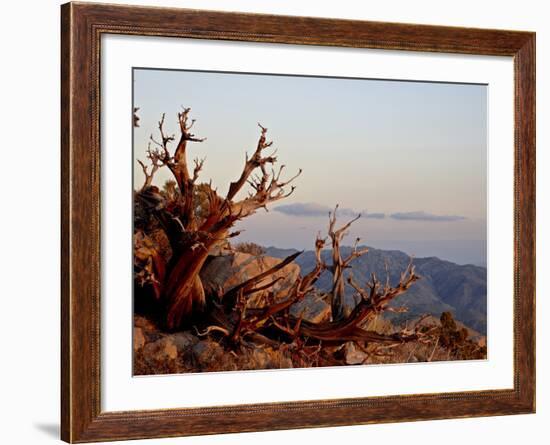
133, 68, 487, 265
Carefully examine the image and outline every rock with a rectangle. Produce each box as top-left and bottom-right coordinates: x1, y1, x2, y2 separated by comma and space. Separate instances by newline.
168, 332, 198, 352
200, 252, 300, 306
133, 327, 146, 351
290, 293, 331, 324
238, 346, 293, 370
193, 340, 226, 368
143, 336, 179, 361
343, 342, 368, 365
246, 348, 271, 369
134, 315, 158, 333
472, 335, 487, 348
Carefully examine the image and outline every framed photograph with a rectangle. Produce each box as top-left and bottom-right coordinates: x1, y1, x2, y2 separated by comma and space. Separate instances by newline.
61, 2, 535, 442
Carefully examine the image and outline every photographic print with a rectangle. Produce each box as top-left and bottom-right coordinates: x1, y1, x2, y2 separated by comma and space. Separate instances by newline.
62, 6, 535, 440
132, 68, 488, 375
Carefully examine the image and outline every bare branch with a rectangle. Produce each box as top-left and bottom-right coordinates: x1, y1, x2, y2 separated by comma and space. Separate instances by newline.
192, 157, 206, 182
326, 205, 363, 320
343, 237, 369, 266
196, 325, 231, 337
133, 107, 140, 127
137, 146, 162, 191
222, 251, 302, 305
226, 124, 297, 203
347, 273, 371, 302
174, 107, 206, 164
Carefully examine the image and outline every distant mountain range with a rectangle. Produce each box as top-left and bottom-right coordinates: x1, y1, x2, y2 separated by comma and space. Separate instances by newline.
265, 245, 487, 335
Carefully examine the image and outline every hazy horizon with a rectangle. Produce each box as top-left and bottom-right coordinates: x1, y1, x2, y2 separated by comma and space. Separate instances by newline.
133, 68, 487, 266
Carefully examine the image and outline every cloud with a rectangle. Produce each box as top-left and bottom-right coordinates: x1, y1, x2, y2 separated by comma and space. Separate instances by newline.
274, 204, 465, 222
360, 211, 386, 219
389, 211, 466, 222
274, 203, 385, 219
274, 203, 344, 217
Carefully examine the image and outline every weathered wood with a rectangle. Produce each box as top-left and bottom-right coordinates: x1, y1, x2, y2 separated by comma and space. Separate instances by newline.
135, 108, 302, 328
208, 211, 421, 346
327, 205, 369, 320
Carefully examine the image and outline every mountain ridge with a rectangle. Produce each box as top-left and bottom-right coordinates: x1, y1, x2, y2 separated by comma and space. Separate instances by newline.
264, 245, 487, 335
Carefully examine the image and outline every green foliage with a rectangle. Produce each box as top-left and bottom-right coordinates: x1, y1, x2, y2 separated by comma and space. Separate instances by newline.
193, 183, 214, 221
439, 311, 486, 360
161, 179, 178, 200
233, 242, 266, 256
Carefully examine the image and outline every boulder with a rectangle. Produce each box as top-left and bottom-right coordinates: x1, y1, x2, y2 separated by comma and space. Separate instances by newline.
200, 251, 300, 306
134, 315, 158, 333
193, 340, 225, 365
133, 327, 146, 351
192, 340, 237, 371
343, 342, 368, 365
142, 336, 179, 361
168, 332, 198, 352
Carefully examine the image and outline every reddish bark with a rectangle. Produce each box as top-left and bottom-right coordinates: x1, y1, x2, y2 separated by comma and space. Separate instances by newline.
135, 110, 301, 329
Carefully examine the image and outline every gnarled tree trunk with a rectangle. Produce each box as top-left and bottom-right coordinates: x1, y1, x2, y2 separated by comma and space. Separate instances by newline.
134, 109, 301, 329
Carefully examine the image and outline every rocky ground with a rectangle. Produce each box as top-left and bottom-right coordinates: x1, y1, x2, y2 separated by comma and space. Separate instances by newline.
134, 249, 486, 375
133, 313, 486, 375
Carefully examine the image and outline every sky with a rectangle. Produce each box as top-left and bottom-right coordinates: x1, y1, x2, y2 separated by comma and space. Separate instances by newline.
133, 68, 487, 266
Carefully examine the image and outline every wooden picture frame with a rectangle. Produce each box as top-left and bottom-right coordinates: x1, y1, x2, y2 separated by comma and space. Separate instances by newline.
61, 2, 535, 442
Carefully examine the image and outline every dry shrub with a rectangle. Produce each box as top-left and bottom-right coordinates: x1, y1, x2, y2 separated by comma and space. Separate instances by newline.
232, 242, 266, 256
